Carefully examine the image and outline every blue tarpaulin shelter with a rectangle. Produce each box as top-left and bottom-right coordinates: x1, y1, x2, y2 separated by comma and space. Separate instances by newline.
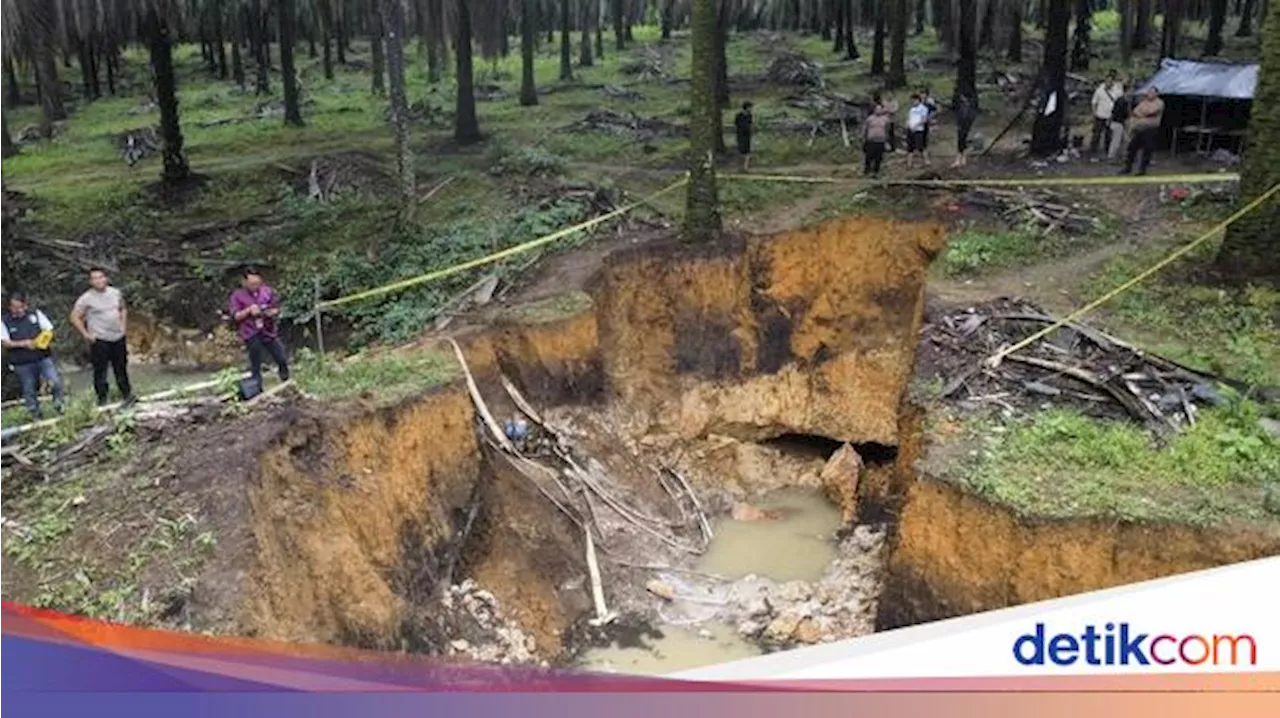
1134, 59, 1256, 153
1136, 59, 1258, 100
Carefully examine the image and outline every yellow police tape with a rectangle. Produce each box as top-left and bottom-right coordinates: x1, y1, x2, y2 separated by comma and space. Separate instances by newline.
718, 171, 1242, 187
317, 170, 1249, 312
988, 181, 1280, 365
316, 177, 690, 310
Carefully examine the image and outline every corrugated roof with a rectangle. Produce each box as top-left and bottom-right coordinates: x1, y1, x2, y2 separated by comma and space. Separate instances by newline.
1136, 58, 1258, 100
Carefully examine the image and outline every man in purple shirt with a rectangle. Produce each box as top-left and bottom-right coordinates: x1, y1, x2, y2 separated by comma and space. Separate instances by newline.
228, 267, 289, 387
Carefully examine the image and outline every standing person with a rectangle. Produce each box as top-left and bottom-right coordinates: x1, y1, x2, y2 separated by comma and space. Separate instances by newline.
918, 86, 938, 164
2, 292, 64, 418
862, 105, 890, 177
1121, 86, 1165, 176
951, 92, 978, 168
905, 94, 929, 169
1107, 81, 1131, 160
228, 267, 289, 391
70, 267, 134, 406
877, 89, 900, 152
1090, 70, 1124, 154
734, 102, 754, 171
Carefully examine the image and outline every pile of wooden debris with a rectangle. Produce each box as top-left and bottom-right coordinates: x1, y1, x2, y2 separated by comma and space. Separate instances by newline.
766, 52, 823, 88
958, 186, 1099, 235
919, 299, 1255, 435
568, 109, 683, 141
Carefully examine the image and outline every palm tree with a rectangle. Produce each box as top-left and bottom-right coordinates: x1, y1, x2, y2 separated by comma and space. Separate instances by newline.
560, 0, 573, 80
579, 0, 594, 66
144, 2, 190, 183
1070, 0, 1090, 71
685, 0, 721, 242
871, 0, 885, 75
454, 0, 481, 142
279, 0, 304, 125
956, 0, 976, 104
24, 0, 68, 137
1216, 5, 1278, 280
1031, 0, 1069, 155
520, 0, 538, 104
379, 0, 414, 205
0, 0, 19, 157
1237, 0, 1256, 36
887, 0, 907, 88
371, 0, 386, 94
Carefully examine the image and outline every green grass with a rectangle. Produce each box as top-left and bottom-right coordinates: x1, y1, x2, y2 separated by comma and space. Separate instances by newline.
937, 228, 1043, 276
957, 403, 1280, 525
498, 291, 595, 324
292, 346, 460, 402
1087, 244, 1280, 387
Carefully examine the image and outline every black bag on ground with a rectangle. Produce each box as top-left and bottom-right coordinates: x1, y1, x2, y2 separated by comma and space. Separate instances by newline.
238, 376, 262, 401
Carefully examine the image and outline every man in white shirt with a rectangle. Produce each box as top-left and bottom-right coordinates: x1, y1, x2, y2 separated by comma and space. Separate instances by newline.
1090, 70, 1124, 155
906, 94, 930, 169
1, 292, 65, 418
70, 267, 134, 405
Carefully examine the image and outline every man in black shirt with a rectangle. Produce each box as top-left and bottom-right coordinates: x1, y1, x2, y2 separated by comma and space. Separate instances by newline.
735, 102, 754, 171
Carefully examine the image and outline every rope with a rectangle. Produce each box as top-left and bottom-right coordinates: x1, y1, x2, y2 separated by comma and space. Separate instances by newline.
316, 178, 689, 310
986, 182, 1280, 367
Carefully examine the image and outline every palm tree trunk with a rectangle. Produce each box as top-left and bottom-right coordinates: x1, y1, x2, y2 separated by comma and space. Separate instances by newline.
146, 7, 190, 184
685, 0, 722, 243
1237, 0, 1256, 36
336, 3, 348, 64
580, 2, 594, 66
371, 1, 387, 94
455, 0, 481, 143
845, 0, 858, 59
1070, 0, 1090, 71
1031, 0, 1069, 155
232, 29, 247, 88
521, 0, 539, 104
4, 58, 21, 108
595, 0, 604, 58
713, 0, 729, 154
2, 115, 17, 157
429, 0, 447, 82
1216, 4, 1278, 280
872, 0, 886, 74
320, 0, 335, 79
215, 1, 229, 79
31, 0, 66, 135
956, 0, 977, 103
252, 0, 271, 94
834, 0, 847, 52
662, 0, 674, 39
379, 0, 414, 206
1118, 0, 1132, 65
1008, 0, 1023, 62
613, 0, 625, 49
1204, 0, 1228, 54
916, 0, 926, 34
1160, 0, 1183, 59
1133, 0, 1151, 48
560, 0, 574, 80
888, 0, 908, 88
279, 0, 304, 125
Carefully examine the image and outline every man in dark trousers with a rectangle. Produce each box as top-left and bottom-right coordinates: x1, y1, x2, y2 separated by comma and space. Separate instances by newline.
1121, 86, 1165, 176
70, 267, 133, 406
734, 101, 754, 171
228, 267, 289, 392
2, 292, 64, 418
862, 105, 890, 177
